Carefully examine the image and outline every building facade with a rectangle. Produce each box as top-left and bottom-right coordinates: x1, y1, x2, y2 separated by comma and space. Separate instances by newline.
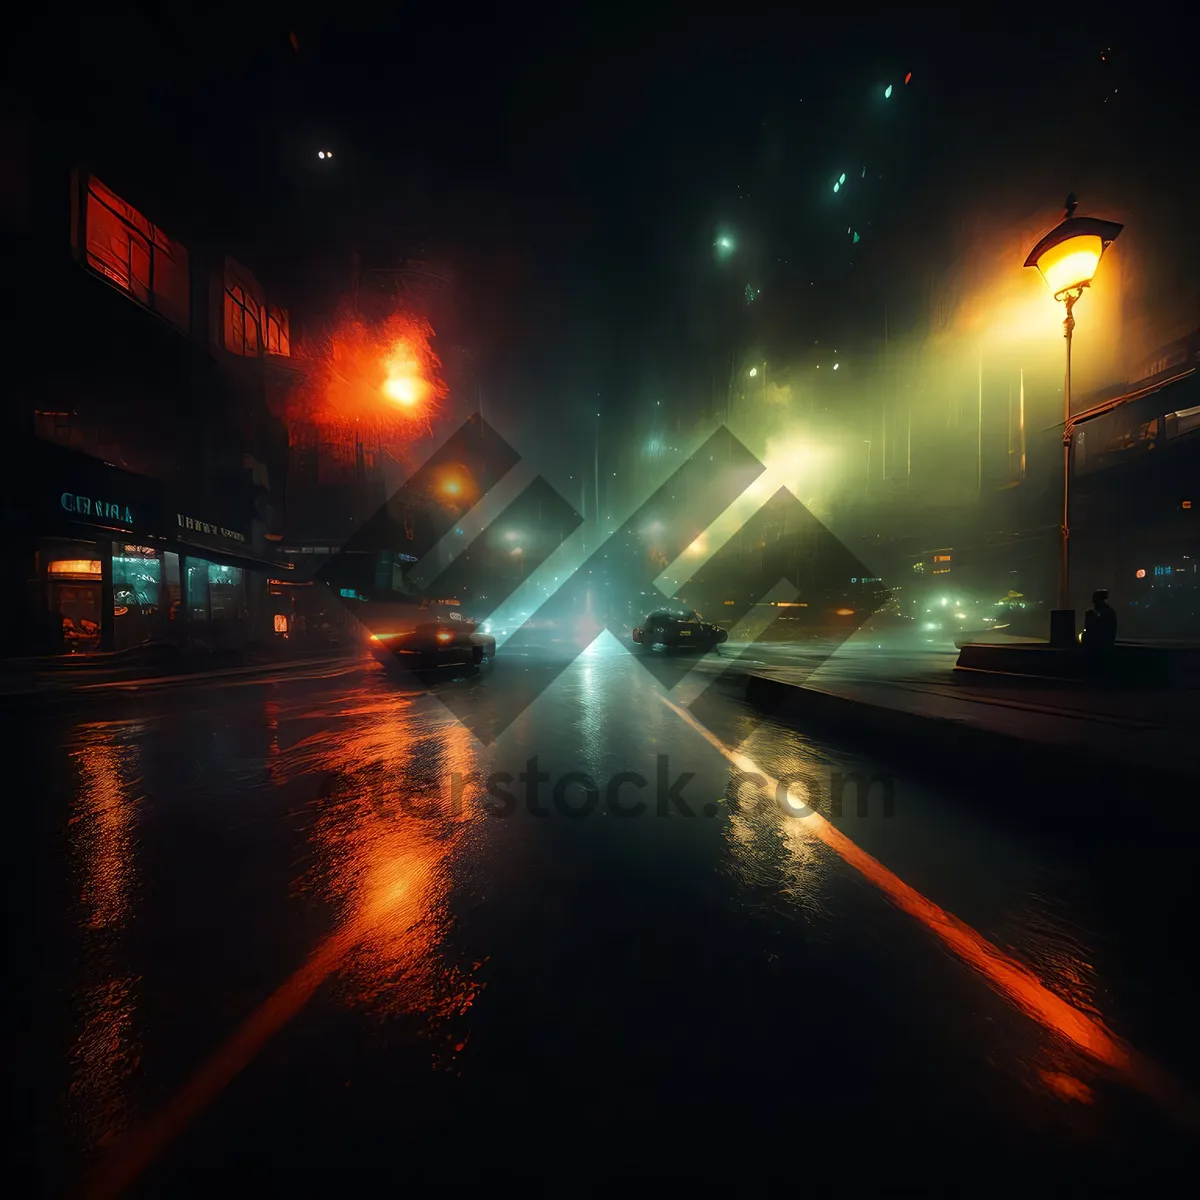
1069, 330, 1200, 639
2, 115, 295, 657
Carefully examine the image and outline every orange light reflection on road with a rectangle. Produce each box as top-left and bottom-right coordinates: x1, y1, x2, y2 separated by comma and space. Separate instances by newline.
68, 734, 143, 1154
86, 690, 485, 1200
658, 692, 1200, 1125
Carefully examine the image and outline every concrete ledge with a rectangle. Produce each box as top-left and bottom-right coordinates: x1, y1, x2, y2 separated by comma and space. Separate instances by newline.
743, 671, 1200, 803
956, 641, 1200, 686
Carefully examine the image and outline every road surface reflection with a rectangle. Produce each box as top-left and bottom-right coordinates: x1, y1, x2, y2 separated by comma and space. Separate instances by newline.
67, 727, 145, 1151
282, 689, 484, 1022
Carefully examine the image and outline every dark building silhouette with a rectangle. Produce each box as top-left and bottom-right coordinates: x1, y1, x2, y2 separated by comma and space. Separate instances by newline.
1070, 329, 1200, 639
2, 18, 297, 656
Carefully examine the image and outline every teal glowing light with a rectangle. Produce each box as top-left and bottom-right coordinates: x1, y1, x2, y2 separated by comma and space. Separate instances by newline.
853, 231, 860, 243
714, 230, 736, 260
839, 173, 846, 184
885, 84, 893, 98
833, 182, 840, 193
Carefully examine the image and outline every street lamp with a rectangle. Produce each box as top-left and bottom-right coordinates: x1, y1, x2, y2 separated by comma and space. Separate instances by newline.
746, 362, 767, 404
1024, 194, 1122, 644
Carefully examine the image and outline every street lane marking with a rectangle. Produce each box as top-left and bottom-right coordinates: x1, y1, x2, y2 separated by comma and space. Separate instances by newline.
656, 691, 1200, 1128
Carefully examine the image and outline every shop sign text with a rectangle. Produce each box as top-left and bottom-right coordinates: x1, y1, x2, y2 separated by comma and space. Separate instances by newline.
178, 513, 247, 543
62, 493, 133, 525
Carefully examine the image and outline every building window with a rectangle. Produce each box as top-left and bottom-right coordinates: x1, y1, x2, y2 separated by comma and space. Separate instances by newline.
112, 545, 161, 609
186, 558, 211, 621
224, 283, 261, 357
264, 305, 291, 356
223, 258, 288, 359
48, 559, 102, 577
82, 176, 190, 331
208, 563, 245, 621
1167, 404, 1200, 440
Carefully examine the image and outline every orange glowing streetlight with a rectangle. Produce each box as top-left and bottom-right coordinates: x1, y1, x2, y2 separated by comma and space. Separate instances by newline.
382, 375, 420, 407
1024, 194, 1122, 642
435, 465, 473, 506
381, 342, 428, 411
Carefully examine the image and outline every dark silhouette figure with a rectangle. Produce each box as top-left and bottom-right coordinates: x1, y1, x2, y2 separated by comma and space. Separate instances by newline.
1081, 590, 1117, 653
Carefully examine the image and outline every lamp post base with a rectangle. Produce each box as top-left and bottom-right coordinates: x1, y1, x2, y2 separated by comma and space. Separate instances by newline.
1049, 608, 1077, 648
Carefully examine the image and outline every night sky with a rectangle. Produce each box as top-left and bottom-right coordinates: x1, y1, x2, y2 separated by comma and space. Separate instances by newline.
14, 11, 1199, 473
268, 18, 1196, 414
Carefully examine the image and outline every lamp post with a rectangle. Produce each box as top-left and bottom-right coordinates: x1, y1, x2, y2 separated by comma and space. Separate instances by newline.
1023, 195, 1122, 646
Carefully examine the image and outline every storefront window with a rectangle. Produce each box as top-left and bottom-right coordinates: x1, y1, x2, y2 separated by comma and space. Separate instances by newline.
208, 563, 245, 621
112, 545, 161, 609
112, 545, 161, 651
186, 558, 210, 622
164, 552, 181, 625
47, 555, 102, 652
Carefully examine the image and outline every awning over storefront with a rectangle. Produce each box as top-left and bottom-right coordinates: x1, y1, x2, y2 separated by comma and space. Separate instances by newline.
175, 539, 290, 574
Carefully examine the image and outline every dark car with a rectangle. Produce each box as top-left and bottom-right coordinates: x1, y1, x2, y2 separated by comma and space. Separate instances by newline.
632, 609, 728, 651
356, 602, 496, 671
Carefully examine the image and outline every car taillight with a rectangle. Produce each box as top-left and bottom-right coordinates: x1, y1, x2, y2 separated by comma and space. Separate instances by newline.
436, 630, 453, 644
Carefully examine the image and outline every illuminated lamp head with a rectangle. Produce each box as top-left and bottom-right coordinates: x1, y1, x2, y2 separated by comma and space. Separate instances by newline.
1024, 200, 1123, 300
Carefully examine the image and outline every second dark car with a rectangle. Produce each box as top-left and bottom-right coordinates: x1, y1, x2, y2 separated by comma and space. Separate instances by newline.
631, 609, 728, 651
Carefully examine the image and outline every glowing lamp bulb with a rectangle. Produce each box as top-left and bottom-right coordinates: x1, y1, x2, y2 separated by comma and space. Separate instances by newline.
1033, 234, 1104, 297
1025, 213, 1122, 300
749, 367, 758, 377
383, 376, 418, 406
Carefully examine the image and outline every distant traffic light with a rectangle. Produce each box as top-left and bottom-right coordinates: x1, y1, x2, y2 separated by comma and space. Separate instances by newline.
884, 84, 893, 98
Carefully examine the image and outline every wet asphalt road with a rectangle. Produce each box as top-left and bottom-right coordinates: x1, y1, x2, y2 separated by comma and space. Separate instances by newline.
14, 636, 1200, 1195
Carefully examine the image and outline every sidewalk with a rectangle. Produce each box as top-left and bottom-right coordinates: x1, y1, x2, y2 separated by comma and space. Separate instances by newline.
0, 642, 369, 697
743, 662, 1200, 785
